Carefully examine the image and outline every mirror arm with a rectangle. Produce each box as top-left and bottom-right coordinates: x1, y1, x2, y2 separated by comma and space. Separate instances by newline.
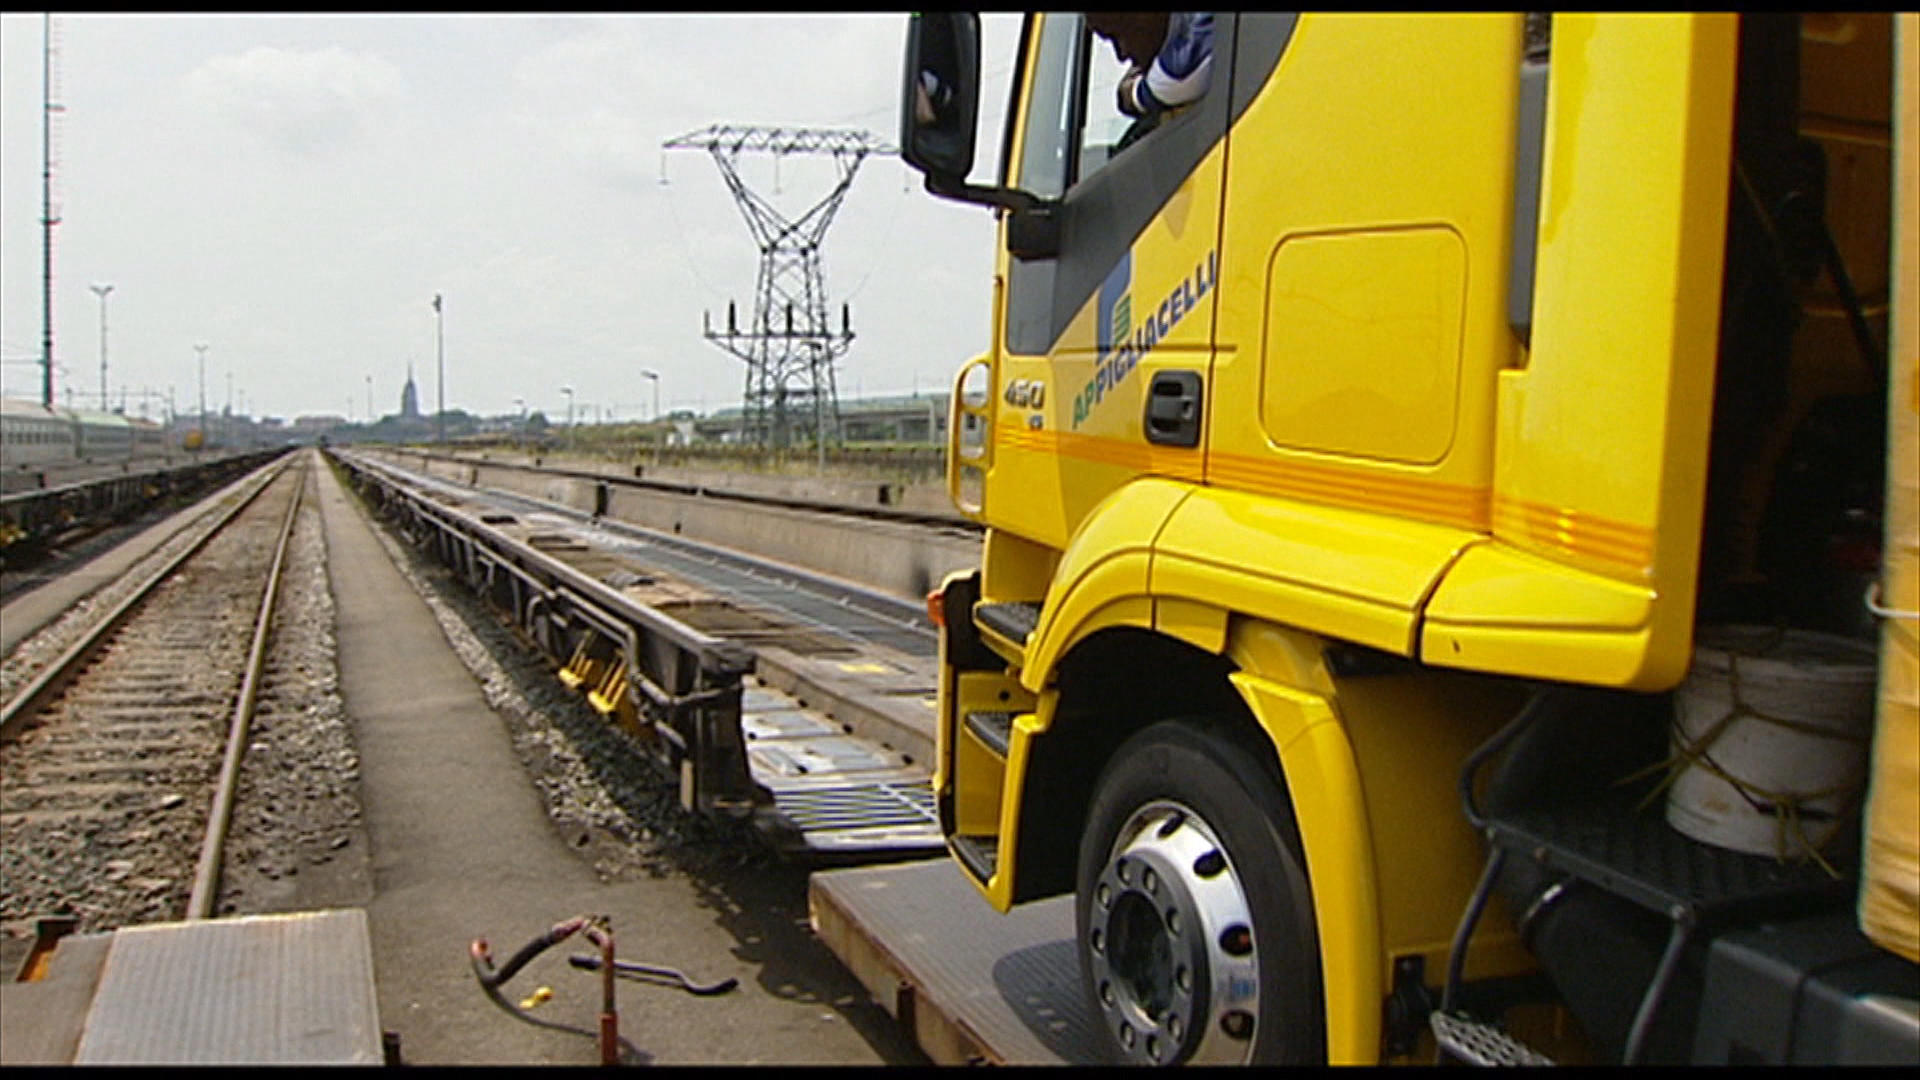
924, 172, 1041, 215
923, 174, 1061, 259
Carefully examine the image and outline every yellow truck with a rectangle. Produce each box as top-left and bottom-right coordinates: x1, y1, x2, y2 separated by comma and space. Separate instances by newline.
828, 10, 1918, 1066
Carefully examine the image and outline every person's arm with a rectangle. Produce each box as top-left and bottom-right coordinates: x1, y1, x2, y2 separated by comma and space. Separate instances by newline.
916, 70, 952, 125
1119, 13, 1214, 115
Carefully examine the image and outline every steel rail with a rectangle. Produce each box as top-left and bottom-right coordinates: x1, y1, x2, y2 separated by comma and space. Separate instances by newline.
0, 459, 292, 744
187, 457, 308, 919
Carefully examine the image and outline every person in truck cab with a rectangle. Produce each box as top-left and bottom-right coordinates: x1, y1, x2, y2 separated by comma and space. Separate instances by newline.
1086, 12, 1215, 118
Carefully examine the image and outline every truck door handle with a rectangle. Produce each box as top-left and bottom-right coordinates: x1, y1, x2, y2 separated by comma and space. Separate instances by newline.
1144, 370, 1203, 448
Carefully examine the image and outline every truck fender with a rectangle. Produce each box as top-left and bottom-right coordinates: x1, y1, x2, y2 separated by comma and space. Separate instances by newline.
1226, 669, 1384, 1067
1020, 478, 1193, 692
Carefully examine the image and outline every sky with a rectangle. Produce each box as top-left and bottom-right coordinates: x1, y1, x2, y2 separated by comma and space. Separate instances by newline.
0, 13, 1021, 424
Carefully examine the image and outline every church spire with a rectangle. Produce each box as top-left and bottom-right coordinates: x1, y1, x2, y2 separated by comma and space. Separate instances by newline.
401, 358, 421, 420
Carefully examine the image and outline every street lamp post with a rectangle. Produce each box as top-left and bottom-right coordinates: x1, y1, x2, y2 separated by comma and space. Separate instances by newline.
366, 374, 373, 422
640, 369, 662, 461
194, 343, 208, 448
432, 293, 445, 444
561, 385, 574, 452
90, 283, 113, 410
640, 369, 660, 423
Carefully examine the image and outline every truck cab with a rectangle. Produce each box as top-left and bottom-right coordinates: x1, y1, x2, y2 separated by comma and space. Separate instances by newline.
901, 12, 1915, 1066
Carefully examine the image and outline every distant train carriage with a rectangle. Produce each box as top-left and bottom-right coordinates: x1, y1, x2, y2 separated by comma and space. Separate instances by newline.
1, 397, 79, 471
128, 415, 167, 457
3, 397, 178, 474
69, 407, 135, 463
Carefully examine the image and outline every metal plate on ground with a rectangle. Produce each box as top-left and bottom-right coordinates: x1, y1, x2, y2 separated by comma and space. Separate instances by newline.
743, 684, 805, 711
747, 734, 910, 779
0, 932, 114, 1065
762, 780, 940, 855
73, 909, 383, 1065
741, 707, 845, 741
809, 857, 1099, 1064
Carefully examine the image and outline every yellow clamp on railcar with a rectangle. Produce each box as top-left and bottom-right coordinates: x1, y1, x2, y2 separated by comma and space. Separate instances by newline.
557, 634, 602, 691
587, 661, 629, 721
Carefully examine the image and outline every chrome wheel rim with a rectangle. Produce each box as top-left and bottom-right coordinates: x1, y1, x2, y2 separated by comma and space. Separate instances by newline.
1086, 800, 1260, 1064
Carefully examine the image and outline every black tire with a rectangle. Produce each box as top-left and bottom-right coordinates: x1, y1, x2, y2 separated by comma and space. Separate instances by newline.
1075, 718, 1325, 1065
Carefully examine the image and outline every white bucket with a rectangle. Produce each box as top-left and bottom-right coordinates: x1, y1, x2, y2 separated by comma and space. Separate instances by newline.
1666, 625, 1878, 859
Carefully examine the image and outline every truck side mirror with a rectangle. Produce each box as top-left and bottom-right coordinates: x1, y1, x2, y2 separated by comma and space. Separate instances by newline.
900, 12, 1056, 258
900, 12, 981, 181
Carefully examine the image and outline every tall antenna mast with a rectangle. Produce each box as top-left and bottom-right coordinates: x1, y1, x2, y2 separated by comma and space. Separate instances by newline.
662, 124, 892, 457
40, 14, 65, 408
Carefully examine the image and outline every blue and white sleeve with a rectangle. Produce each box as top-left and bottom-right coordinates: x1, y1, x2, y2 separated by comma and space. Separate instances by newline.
1129, 13, 1215, 113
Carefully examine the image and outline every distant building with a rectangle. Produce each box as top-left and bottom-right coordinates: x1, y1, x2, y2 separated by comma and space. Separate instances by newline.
699, 392, 949, 444
401, 360, 421, 420
293, 414, 346, 434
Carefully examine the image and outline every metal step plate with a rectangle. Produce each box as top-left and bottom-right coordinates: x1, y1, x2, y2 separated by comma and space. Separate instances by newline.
73, 909, 382, 1065
741, 682, 941, 856
809, 857, 1099, 1064
1430, 1009, 1555, 1066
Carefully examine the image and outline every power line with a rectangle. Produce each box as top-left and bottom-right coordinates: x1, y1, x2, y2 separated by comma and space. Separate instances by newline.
839, 179, 911, 304
657, 174, 733, 304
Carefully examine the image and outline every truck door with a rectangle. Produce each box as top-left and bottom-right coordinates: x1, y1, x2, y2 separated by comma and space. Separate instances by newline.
1203, 15, 1523, 539
985, 12, 1231, 550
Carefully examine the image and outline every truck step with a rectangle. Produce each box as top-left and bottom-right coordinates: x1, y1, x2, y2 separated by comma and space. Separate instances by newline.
963, 711, 1015, 758
951, 833, 998, 882
1430, 1010, 1554, 1066
974, 602, 1040, 651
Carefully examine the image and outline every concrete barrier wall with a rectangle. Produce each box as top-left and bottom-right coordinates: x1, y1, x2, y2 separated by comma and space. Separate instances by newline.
598, 482, 978, 602
365, 448, 978, 603
449, 449, 963, 523
451, 458, 596, 517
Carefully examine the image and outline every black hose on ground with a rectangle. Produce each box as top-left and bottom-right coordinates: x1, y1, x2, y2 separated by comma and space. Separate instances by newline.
469, 916, 640, 1065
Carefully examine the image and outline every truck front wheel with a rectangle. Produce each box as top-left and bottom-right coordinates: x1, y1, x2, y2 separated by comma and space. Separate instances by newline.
1076, 719, 1325, 1065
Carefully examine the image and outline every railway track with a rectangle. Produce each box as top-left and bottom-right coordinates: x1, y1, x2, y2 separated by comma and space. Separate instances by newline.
1, 455, 310, 940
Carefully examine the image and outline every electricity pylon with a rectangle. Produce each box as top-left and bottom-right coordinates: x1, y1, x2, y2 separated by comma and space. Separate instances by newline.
663, 124, 893, 453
